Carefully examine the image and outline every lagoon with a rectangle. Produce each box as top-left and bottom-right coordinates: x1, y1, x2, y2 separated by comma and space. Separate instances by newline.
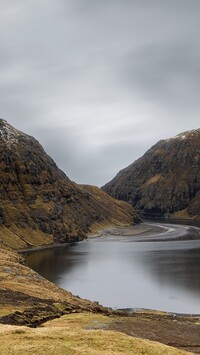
25, 222, 200, 314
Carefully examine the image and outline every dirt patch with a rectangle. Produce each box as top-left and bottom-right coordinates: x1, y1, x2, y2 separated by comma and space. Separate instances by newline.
106, 312, 200, 354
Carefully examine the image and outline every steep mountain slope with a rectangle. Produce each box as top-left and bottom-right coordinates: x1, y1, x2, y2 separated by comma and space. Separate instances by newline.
102, 129, 200, 220
0, 119, 139, 249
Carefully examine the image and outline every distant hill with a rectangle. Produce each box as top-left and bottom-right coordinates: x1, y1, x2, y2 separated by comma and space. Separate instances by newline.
102, 129, 200, 220
0, 119, 139, 250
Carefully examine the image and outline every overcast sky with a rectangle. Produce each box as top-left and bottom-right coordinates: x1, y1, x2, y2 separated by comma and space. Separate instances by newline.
0, 0, 200, 186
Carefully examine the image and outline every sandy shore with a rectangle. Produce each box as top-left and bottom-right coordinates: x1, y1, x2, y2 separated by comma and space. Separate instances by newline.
89, 222, 166, 238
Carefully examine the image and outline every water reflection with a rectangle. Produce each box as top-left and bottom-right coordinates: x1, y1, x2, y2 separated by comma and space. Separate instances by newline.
24, 223, 200, 314
24, 246, 87, 284
141, 244, 200, 295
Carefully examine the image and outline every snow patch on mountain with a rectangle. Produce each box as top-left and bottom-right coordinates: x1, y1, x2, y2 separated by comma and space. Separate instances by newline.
0, 119, 25, 148
164, 129, 199, 142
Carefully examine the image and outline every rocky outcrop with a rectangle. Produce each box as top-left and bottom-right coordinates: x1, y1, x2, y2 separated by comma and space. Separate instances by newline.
0, 119, 139, 249
102, 129, 200, 220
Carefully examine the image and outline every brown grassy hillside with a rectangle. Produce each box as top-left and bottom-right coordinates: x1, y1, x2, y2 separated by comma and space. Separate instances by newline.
103, 129, 200, 220
0, 119, 139, 250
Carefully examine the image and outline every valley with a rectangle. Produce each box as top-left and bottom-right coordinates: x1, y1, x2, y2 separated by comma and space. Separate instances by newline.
0, 121, 199, 354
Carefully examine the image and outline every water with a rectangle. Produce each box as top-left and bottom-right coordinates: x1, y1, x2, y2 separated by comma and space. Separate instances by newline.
25, 222, 200, 314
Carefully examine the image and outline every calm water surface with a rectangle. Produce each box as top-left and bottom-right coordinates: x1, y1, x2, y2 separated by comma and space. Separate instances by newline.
25, 222, 200, 314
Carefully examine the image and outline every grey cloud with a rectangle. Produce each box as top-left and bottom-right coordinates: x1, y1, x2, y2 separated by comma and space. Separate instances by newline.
0, 1, 199, 186
31, 123, 156, 186
123, 41, 200, 111
31, 126, 115, 186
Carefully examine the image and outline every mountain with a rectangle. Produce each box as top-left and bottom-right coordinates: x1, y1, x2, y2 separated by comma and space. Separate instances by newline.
102, 129, 200, 220
0, 119, 139, 249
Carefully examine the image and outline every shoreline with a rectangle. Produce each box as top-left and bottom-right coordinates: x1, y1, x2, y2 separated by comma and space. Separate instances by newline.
87, 221, 166, 239
116, 307, 200, 319
19, 222, 164, 253
19, 241, 73, 254
143, 217, 200, 228
18, 218, 200, 253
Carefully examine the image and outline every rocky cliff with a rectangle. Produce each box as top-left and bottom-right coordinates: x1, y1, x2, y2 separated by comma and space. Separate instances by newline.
0, 119, 139, 249
102, 129, 200, 220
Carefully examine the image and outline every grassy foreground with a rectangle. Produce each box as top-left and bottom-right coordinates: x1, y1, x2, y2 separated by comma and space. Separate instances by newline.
0, 313, 194, 355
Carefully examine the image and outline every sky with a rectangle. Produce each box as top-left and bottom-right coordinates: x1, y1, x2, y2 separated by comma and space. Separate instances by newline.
0, 0, 200, 186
